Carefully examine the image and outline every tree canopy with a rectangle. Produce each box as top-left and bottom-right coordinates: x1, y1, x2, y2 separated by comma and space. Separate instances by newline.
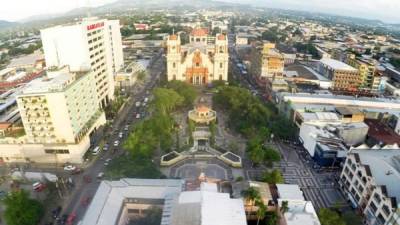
261, 169, 284, 184
166, 81, 198, 108
3, 190, 44, 225
318, 208, 346, 225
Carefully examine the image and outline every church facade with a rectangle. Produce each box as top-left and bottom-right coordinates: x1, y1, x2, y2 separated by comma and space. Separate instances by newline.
166, 28, 229, 85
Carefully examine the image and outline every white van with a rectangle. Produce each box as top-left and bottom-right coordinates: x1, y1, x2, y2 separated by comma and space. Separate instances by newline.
92, 146, 100, 155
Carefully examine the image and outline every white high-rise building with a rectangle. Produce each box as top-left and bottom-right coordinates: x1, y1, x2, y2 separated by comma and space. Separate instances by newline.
41, 17, 124, 107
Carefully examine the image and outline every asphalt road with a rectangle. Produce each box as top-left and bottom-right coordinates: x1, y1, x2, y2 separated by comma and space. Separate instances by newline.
54, 54, 165, 224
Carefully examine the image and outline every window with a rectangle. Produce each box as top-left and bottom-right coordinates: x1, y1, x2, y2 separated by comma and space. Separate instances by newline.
45, 149, 70, 154
370, 201, 378, 213
220, 62, 223, 68
173, 62, 176, 68
382, 205, 391, 217
374, 193, 382, 204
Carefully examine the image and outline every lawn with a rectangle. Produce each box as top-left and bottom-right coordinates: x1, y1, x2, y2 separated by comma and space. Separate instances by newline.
105, 154, 164, 180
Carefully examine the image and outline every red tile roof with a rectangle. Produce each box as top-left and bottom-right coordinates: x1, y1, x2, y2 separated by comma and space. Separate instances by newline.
365, 119, 400, 145
191, 28, 208, 36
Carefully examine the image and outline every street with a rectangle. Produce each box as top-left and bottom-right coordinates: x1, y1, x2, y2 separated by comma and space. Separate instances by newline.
57, 54, 165, 223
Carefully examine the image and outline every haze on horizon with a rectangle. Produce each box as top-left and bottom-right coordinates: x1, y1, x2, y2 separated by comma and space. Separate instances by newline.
0, 0, 399, 23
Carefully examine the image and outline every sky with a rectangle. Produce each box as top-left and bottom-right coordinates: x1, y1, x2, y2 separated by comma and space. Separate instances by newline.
1, 0, 400, 23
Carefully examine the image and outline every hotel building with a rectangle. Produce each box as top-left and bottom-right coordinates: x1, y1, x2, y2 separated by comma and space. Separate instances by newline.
41, 18, 124, 107
0, 67, 106, 163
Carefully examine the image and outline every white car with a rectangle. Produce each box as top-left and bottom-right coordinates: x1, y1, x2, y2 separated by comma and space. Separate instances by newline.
114, 140, 119, 146
118, 132, 123, 138
64, 165, 76, 171
136, 113, 141, 119
92, 146, 100, 155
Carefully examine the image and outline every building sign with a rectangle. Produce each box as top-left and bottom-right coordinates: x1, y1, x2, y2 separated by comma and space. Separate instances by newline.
87, 22, 104, 31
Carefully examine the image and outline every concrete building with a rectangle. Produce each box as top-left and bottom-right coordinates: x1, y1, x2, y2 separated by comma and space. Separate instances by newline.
166, 28, 229, 85
339, 147, 400, 225
261, 43, 284, 81
41, 17, 124, 107
80, 179, 247, 225
317, 58, 360, 90
0, 67, 106, 163
115, 60, 149, 89
235, 35, 248, 46
347, 54, 382, 91
276, 184, 321, 225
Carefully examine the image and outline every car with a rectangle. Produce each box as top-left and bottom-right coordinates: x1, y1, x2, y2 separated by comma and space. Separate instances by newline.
0, 190, 7, 199
113, 140, 119, 146
71, 168, 83, 175
103, 144, 109, 151
136, 113, 141, 119
52, 206, 62, 219
118, 132, 123, 138
97, 172, 104, 180
58, 214, 68, 225
135, 101, 141, 107
124, 126, 129, 131
63, 165, 76, 171
144, 97, 148, 103
92, 146, 100, 155
33, 182, 46, 192
66, 213, 76, 225
104, 158, 112, 166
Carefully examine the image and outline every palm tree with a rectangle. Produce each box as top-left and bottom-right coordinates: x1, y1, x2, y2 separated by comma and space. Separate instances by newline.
280, 200, 289, 214
255, 199, 267, 225
241, 187, 261, 217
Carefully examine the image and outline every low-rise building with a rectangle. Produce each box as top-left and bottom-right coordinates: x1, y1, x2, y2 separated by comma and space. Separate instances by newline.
276, 184, 321, 225
81, 179, 247, 225
339, 147, 400, 225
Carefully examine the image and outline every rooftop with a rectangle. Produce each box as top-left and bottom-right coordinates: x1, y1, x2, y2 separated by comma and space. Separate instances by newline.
81, 179, 184, 225
350, 149, 400, 207
364, 119, 400, 145
276, 184, 304, 201
319, 58, 357, 71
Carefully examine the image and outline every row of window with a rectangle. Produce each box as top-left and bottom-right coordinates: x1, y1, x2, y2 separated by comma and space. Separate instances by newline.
44, 149, 70, 154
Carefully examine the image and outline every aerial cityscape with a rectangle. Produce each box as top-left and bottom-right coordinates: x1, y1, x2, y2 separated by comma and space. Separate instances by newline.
0, 0, 400, 225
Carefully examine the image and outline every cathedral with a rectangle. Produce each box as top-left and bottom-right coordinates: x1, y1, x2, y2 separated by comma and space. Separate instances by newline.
166, 28, 229, 85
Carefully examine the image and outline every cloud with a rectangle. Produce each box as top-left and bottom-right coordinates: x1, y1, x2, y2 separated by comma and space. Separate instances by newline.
261, 0, 400, 23
0, 0, 117, 21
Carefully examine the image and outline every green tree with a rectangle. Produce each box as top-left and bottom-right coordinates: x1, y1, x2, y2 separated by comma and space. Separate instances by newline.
263, 147, 281, 166
167, 81, 198, 108
256, 199, 266, 225
280, 200, 289, 214
241, 187, 261, 216
318, 208, 346, 225
265, 211, 278, 225
261, 169, 284, 184
209, 121, 217, 147
3, 190, 44, 225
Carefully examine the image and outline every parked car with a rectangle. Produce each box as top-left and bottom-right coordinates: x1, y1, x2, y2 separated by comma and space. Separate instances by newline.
52, 206, 62, 219
92, 146, 100, 155
66, 213, 76, 225
32, 182, 46, 192
63, 165, 76, 171
136, 113, 141, 119
71, 168, 83, 175
97, 172, 104, 180
113, 140, 119, 146
118, 132, 123, 138
103, 144, 109, 151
